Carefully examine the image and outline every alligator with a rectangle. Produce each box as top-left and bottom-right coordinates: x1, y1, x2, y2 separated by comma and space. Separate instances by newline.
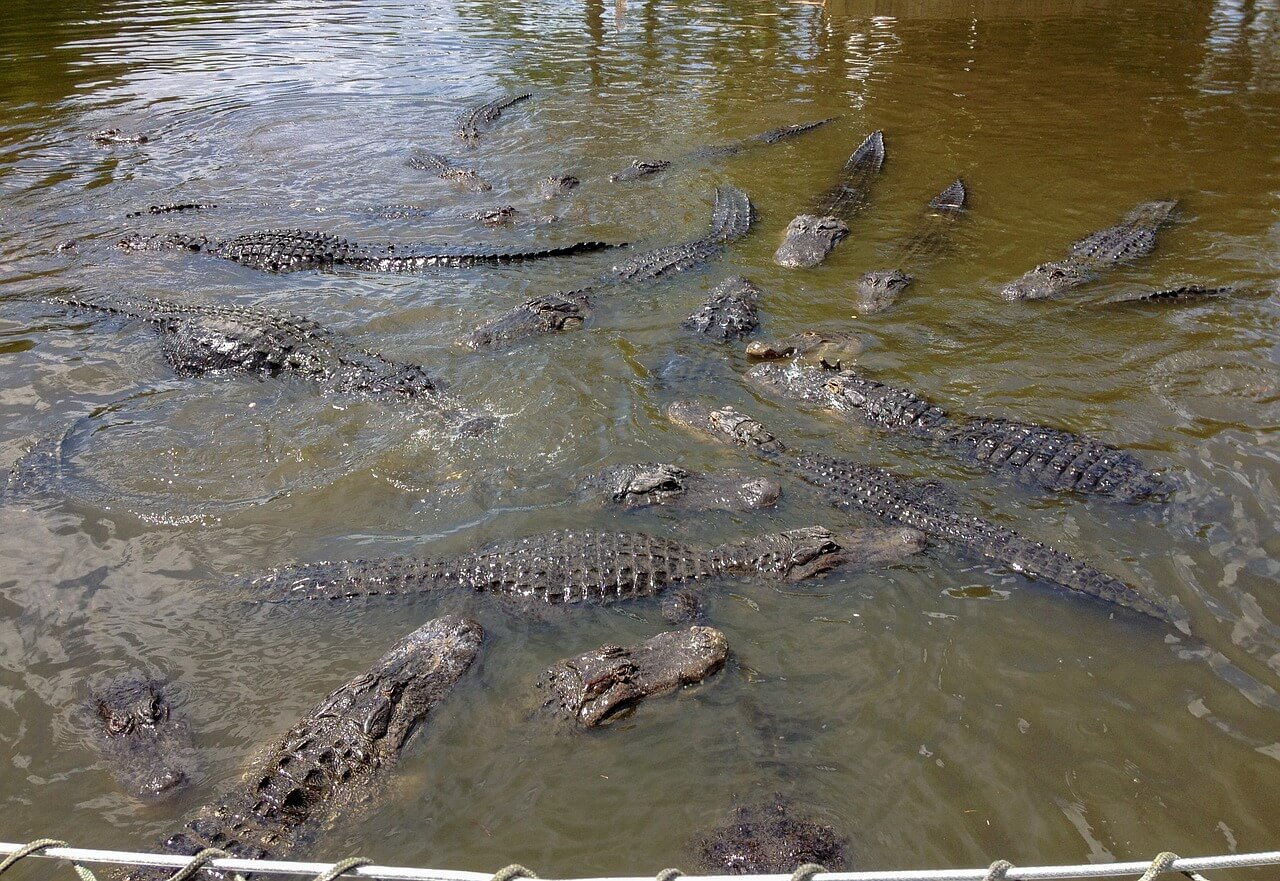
93, 128, 149, 145
683, 276, 761, 342
539, 174, 580, 199
248, 525, 926, 604
128, 616, 482, 880
694, 795, 848, 873
462, 185, 754, 349
538, 626, 729, 726
126, 203, 218, 218
775, 130, 885, 268
41, 292, 495, 434
456, 92, 532, 143
1000, 200, 1178, 301
856, 178, 967, 313
665, 399, 1183, 631
588, 462, 781, 511
115, 228, 618, 274
467, 205, 519, 226
745, 329, 863, 369
1099, 283, 1237, 305
608, 118, 837, 183
407, 153, 494, 191
745, 363, 1171, 502
88, 675, 195, 800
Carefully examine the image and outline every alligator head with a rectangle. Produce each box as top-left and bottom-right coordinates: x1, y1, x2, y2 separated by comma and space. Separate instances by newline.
773, 214, 850, 268
666, 400, 785, 454
467, 205, 518, 226
1000, 260, 1088, 301
601, 462, 691, 508
856, 269, 914, 313
744, 362, 839, 408
539, 175, 580, 199
310, 615, 484, 759
461, 293, 590, 349
90, 676, 194, 799
745, 329, 863, 368
609, 158, 672, 182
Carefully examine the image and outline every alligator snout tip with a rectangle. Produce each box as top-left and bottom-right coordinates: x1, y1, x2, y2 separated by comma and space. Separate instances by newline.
141, 767, 191, 798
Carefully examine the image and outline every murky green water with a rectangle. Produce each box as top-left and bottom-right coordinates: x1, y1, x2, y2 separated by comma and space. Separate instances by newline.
1, 0, 1278, 875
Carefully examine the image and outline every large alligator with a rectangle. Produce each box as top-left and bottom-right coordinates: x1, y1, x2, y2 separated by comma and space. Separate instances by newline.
665, 400, 1183, 631
115, 228, 617, 274
456, 92, 532, 143
88, 675, 196, 800
608, 118, 836, 183
1000, 200, 1178, 300
407, 153, 494, 191
248, 525, 926, 604
538, 626, 729, 726
746, 363, 1170, 502
694, 796, 848, 874
683, 275, 761, 342
588, 462, 781, 512
857, 178, 967, 313
775, 130, 885, 268
41, 292, 495, 434
128, 616, 482, 880
462, 185, 754, 349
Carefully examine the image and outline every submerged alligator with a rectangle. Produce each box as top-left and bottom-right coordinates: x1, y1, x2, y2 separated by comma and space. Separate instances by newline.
1000, 200, 1178, 300
93, 128, 149, 145
1099, 283, 1238, 305
462, 185, 754, 349
695, 796, 848, 874
745, 328, 863, 369
588, 462, 781, 512
248, 526, 926, 604
88, 675, 195, 800
775, 130, 885, 268
407, 153, 494, 191
126, 203, 218, 218
608, 118, 836, 183
42, 292, 495, 434
456, 92, 532, 143
115, 228, 618, 274
746, 363, 1170, 502
666, 400, 1183, 630
129, 616, 482, 879
683, 276, 762, 342
857, 177, 967, 313
538, 626, 729, 726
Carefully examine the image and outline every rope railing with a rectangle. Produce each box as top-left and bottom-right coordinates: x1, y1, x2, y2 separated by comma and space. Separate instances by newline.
2, 842, 1279, 881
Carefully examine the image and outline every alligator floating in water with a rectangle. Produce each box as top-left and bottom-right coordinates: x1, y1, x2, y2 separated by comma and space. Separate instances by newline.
1000, 200, 1178, 301
745, 363, 1170, 502
126, 203, 218, 218
539, 174, 580, 199
249, 525, 925, 604
775, 130, 885, 268
42, 292, 495, 434
462, 186, 754, 349
1099, 283, 1237, 305
683, 276, 761, 342
538, 626, 729, 726
745, 328, 863, 369
588, 462, 781, 512
93, 128, 149, 145
694, 795, 848, 874
128, 616, 482, 880
116, 228, 618, 274
856, 178, 967, 313
407, 153, 494, 191
665, 400, 1183, 630
88, 675, 195, 800
608, 118, 836, 183
456, 92, 532, 144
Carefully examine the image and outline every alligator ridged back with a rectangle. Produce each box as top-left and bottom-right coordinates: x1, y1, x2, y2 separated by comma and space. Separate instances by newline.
827, 373, 954, 434
754, 117, 838, 144
819, 130, 885, 218
607, 186, 753, 282
709, 185, 754, 242
456, 92, 532, 140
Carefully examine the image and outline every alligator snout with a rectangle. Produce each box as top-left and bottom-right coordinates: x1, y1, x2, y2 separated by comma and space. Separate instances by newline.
774, 214, 849, 268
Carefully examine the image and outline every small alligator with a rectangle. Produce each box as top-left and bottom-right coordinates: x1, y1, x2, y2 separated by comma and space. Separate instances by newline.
608, 118, 837, 183
248, 526, 926, 604
745, 328, 863, 369
683, 276, 761, 342
1099, 283, 1237, 305
1000, 200, 1178, 300
539, 174, 580, 199
665, 400, 1182, 630
695, 796, 848, 874
456, 92, 532, 143
588, 462, 781, 511
126, 203, 218, 218
116, 228, 618, 274
407, 153, 494, 191
93, 128, 149, 145
775, 130, 885, 268
88, 675, 195, 800
462, 185, 754, 349
856, 178, 967, 313
746, 363, 1170, 502
538, 626, 729, 726
42, 292, 495, 434
131, 616, 482, 879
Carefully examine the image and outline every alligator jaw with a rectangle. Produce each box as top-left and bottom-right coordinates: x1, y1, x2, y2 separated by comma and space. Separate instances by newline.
774, 214, 849, 268
665, 400, 785, 454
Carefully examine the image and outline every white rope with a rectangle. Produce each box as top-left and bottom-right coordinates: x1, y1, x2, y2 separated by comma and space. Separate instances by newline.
0, 843, 1276, 881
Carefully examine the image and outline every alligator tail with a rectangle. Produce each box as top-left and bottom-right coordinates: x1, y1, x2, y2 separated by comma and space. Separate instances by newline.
249, 556, 452, 602
928, 178, 967, 213
755, 116, 839, 144
709, 185, 755, 243
843, 130, 885, 173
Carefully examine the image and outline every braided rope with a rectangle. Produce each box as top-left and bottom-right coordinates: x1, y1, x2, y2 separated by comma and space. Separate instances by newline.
165, 848, 233, 881
655, 870, 683, 881
492, 865, 538, 881
983, 860, 1014, 881
311, 857, 372, 881
1137, 853, 1180, 881
0, 839, 68, 875
789, 863, 826, 881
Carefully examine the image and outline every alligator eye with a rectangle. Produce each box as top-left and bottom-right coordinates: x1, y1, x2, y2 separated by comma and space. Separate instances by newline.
106, 714, 131, 735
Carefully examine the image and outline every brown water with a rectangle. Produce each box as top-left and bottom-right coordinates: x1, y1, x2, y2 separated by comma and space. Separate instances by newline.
1, 0, 1278, 875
